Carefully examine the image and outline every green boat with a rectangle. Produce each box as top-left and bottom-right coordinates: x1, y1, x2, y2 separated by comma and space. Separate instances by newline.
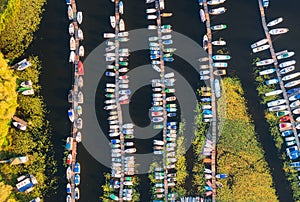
276, 110, 289, 117
211, 24, 227, 30
161, 24, 171, 29
163, 53, 173, 58
165, 88, 175, 93
119, 61, 128, 66
163, 48, 177, 53
166, 103, 176, 108
153, 124, 163, 129
110, 194, 119, 201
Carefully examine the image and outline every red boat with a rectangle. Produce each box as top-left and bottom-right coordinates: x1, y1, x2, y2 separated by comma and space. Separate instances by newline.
66, 154, 72, 165
280, 115, 291, 122
78, 61, 84, 75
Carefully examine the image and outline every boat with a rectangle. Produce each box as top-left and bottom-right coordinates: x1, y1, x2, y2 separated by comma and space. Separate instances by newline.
290, 100, 300, 108
209, 7, 226, 15
203, 35, 208, 50
166, 96, 176, 101
213, 62, 228, 68
282, 72, 300, 81
110, 194, 119, 201
250, 38, 268, 49
17, 86, 32, 93
214, 69, 226, 76
147, 14, 157, 20
214, 79, 221, 98
289, 93, 300, 102
74, 187, 80, 200
265, 89, 282, 96
200, 75, 210, 80
269, 28, 289, 35
76, 118, 82, 129
161, 12, 172, 17
280, 66, 295, 75
20, 80, 32, 88
67, 5, 73, 20
293, 108, 300, 115
279, 60, 296, 68
268, 105, 288, 112
76, 131, 82, 142
211, 24, 227, 31
267, 99, 286, 107
259, 68, 276, 76
66, 0, 71, 5
207, 0, 226, 5
66, 166, 72, 180
279, 123, 292, 131
70, 37, 75, 50
267, 17, 283, 27
200, 9, 206, 22
79, 45, 84, 57
69, 23, 74, 35
110, 16, 116, 28
277, 51, 295, 60
159, 0, 165, 10
77, 28, 84, 40
287, 87, 300, 95
119, 1, 124, 14
152, 117, 164, 123
66, 195, 71, 202
65, 183, 71, 194
77, 11, 83, 24
119, 19, 125, 31
212, 40, 226, 46
163, 39, 173, 45
212, 55, 231, 60
103, 33, 115, 38
148, 25, 157, 30
12, 121, 26, 131
146, 8, 156, 13
74, 162, 80, 174
66, 137, 73, 151
263, 0, 269, 7
276, 110, 289, 117
22, 89, 34, 95
284, 80, 300, 88
68, 108, 74, 122
66, 154, 72, 165
265, 78, 279, 85
77, 60, 84, 76
256, 59, 274, 66
252, 44, 270, 53
69, 51, 75, 63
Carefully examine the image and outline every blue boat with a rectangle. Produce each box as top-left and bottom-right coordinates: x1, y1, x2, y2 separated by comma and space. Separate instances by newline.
163, 57, 174, 62
198, 0, 203, 5
265, 78, 279, 85
167, 125, 177, 130
167, 122, 177, 126
287, 87, 300, 95
163, 40, 173, 45
167, 108, 177, 112
74, 162, 80, 174
281, 130, 293, 137
66, 0, 71, 5
151, 106, 163, 111
203, 110, 212, 115
204, 186, 212, 191
150, 50, 160, 55
150, 54, 160, 59
263, 0, 269, 8
201, 98, 212, 102
74, 174, 80, 186
216, 174, 227, 179
66, 183, 71, 194
286, 146, 300, 160
289, 93, 300, 101
290, 162, 300, 167
167, 113, 176, 117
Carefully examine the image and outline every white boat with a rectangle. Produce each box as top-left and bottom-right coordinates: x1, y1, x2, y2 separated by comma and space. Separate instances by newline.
267, 17, 283, 27
66, 166, 72, 180
259, 68, 276, 76
212, 40, 226, 46
293, 108, 300, 115
79, 45, 84, 57
200, 75, 210, 80
68, 23, 74, 35
207, 0, 226, 5
152, 65, 161, 72
77, 105, 82, 115
68, 108, 74, 122
74, 187, 80, 200
263, 0, 269, 7
147, 15, 157, 20
280, 66, 295, 75
110, 16, 116, 28
200, 70, 209, 75
266, 78, 279, 85
265, 89, 282, 96
12, 121, 27, 131
279, 60, 296, 68
250, 38, 268, 49
213, 62, 228, 68
212, 55, 231, 60
162, 34, 172, 40
77, 11, 83, 24
119, 19, 125, 31
269, 28, 289, 35
146, 8, 156, 13
148, 25, 157, 30
20, 80, 32, 88
69, 51, 75, 63
14, 59, 32, 71
209, 7, 226, 15
211, 24, 227, 30
252, 44, 270, 53
215, 79, 221, 98
268, 105, 288, 112
284, 80, 300, 88
77, 28, 84, 40
282, 72, 300, 81
119, 1, 124, 14
267, 99, 286, 107
256, 59, 274, 66
70, 37, 76, 50
290, 100, 300, 108
67, 5, 73, 20
203, 35, 208, 51
277, 51, 295, 60
289, 93, 300, 102
200, 9, 206, 22
159, 0, 165, 9
22, 89, 34, 95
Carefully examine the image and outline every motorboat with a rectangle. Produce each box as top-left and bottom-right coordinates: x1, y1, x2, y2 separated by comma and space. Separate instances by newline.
77, 61, 84, 76
76, 131, 82, 142
263, 0, 269, 7
289, 93, 300, 102
277, 51, 295, 60
287, 87, 300, 95
74, 187, 80, 200
200, 75, 210, 80
118, 31, 129, 37
166, 96, 176, 101
279, 60, 296, 68
203, 34, 208, 51
209, 7, 226, 15
252, 44, 270, 53
267, 17, 283, 27
69, 51, 75, 63
68, 108, 74, 122
268, 105, 288, 112
212, 55, 231, 60
161, 12, 172, 17
149, 36, 159, 41
256, 59, 274, 66
79, 45, 84, 57
280, 115, 291, 123
77, 28, 84, 40
22, 89, 34, 95
146, 8, 156, 13
148, 25, 157, 30
66, 183, 71, 194
290, 100, 300, 108
293, 108, 300, 115
67, 5, 73, 20
200, 9, 206, 22
259, 68, 276, 76
207, 0, 226, 5
212, 40, 226, 46
66, 166, 72, 180
280, 66, 295, 75
162, 39, 173, 45
12, 121, 26, 131
265, 89, 282, 96
103, 33, 115, 38
77, 11, 83, 24
213, 62, 228, 68
66, 195, 71, 202
269, 28, 289, 35
211, 24, 227, 30
152, 65, 161, 72
68, 23, 74, 35
119, 1, 124, 14
20, 80, 32, 88
70, 37, 75, 50
265, 78, 279, 85
282, 72, 300, 81
284, 79, 300, 88
152, 117, 164, 123
66, 153, 72, 165
119, 19, 125, 31
110, 16, 116, 28
214, 69, 226, 76
250, 38, 268, 49
267, 99, 286, 107
74, 162, 81, 174
276, 110, 289, 117
147, 15, 157, 20
215, 79, 221, 98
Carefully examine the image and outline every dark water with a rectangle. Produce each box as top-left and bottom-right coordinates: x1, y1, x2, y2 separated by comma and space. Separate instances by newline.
24, 0, 300, 201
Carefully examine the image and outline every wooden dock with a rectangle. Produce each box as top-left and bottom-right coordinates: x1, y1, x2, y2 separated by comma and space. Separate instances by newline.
257, 0, 300, 148
203, 1, 217, 201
